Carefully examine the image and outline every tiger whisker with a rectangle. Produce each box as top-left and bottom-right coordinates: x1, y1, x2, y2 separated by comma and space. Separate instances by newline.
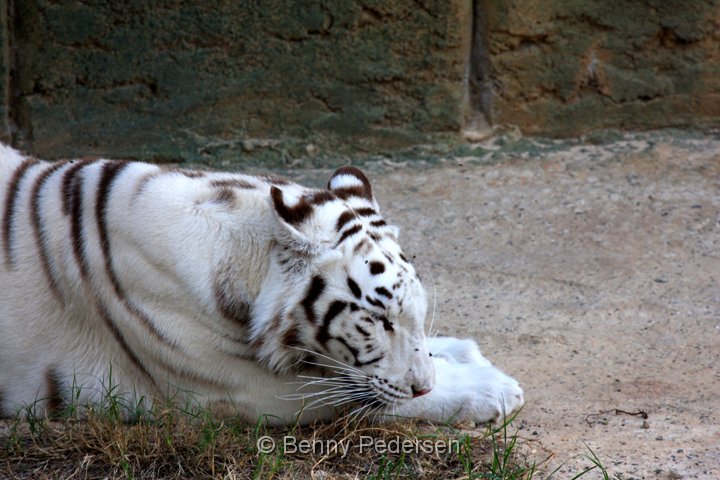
297, 385, 379, 415
286, 379, 352, 387
387, 397, 401, 422
288, 374, 365, 391
329, 391, 374, 407
279, 388, 352, 402
339, 402, 370, 426
370, 400, 387, 424
345, 401, 376, 426
288, 346, 367, 376
426, 267, 438, 339
294, 390, 372, 411
362, 403, 384, 425
284, 381, 371, 401
334, 389, 373, 399
296, 361, 369, 379
293, 375, 360, 386
291, 394, 352, 412
297, 360, 369, 380
280, 385, 369, 402
288, 382, 357, 392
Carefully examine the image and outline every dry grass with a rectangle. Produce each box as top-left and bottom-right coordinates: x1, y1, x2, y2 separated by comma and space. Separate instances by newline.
0, 399, 537, 479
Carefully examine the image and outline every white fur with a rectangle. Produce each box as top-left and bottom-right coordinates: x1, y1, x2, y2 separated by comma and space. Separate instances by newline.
0, 145, 523, 425
390, 337, 524, 423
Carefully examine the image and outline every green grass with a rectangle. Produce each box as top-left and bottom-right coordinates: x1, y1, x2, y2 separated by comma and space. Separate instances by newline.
0, 387, 610, 479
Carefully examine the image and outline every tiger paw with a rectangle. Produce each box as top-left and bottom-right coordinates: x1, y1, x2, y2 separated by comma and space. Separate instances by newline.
429, 337, 525, 423
441, 361, 525, 424
390, 336, 524, 424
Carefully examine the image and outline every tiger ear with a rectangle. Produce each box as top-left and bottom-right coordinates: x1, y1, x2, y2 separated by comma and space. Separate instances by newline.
270, 186, 344, 267
270, 186, 320, 255
328, 166, 379, 210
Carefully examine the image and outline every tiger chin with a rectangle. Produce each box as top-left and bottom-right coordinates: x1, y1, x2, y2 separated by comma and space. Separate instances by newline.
0, 144, 523, 426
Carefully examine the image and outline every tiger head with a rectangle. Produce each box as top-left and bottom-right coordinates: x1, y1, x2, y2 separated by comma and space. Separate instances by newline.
264, 166, 435, 409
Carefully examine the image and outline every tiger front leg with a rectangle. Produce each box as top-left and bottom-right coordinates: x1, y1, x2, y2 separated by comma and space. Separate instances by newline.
385, 336, 524, 424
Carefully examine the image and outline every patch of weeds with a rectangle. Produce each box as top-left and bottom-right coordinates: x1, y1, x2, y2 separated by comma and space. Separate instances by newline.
2, 415, 24, 455
483, 412, 537, 480
367, 452, 410, 479
0, 380, 569, 479
252, 448, 286, 479
543, 440, 615, 480
568, 442, 612, 480
450, 410, 537, 480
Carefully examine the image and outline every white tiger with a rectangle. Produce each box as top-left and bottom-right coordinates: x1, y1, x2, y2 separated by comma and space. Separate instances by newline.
0, 144, 523, 425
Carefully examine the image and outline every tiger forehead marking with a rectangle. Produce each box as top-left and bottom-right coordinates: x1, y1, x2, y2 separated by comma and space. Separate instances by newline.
296, 185, 415, 319
333, 210, 419, 320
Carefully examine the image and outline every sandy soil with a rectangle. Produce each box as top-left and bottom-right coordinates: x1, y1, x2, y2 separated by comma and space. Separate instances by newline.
358, 132, 719, 479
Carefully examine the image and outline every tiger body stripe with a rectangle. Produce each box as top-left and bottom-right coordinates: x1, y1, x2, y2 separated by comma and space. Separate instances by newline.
30, 161, 67, 302
3, 156, 40, 267
0, 144, 523, 425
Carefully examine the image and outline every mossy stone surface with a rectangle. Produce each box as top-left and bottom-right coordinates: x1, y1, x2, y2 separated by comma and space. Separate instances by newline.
10, 0, 472, 164
0, 0, 10, 142
2, 1, 719, 162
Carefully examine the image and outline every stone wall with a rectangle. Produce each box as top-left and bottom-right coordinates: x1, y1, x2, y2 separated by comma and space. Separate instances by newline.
5, 0, 471, 164
0, 0, 10, 141
475, 0, 720, 136
0, 1, 718, 164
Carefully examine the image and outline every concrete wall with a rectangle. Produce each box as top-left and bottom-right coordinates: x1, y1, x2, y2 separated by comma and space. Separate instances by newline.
1, 1, 718, 164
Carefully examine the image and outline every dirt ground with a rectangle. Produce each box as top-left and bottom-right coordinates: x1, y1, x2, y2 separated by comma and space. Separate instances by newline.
350, 131, 719, 479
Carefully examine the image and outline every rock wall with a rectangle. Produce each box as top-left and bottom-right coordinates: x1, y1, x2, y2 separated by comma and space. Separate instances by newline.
7, 0, 472, 164
0, 1, 718, 163
0, 0, 10, 141
476, 0, 720, 136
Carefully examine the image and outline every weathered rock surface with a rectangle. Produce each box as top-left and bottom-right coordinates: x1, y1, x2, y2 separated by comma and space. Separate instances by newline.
477, 0, 720, 136
3, 1, 719, 162
9, 0, 470, 163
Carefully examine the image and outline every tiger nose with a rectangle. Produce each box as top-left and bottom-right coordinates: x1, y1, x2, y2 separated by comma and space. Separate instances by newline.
409, 357, 435, 397
411, 384, 432, 398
